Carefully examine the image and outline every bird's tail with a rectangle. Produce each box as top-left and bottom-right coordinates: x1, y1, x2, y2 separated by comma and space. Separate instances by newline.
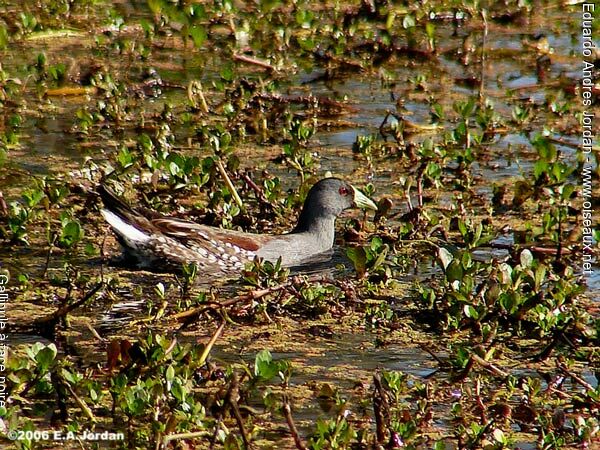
97, 185, 151, 246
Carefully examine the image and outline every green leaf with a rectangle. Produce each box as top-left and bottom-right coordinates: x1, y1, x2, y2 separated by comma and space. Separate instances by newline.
295, 9, 313, 28
296, 37, 315, 51
147, 0, 163, 15
189, 25, 207, 48
425, 22, 436, 40
220, 64, 234, 82
513, 180, 533, 206
492, 428, 506, 444
260, 0, 281, 12
346, 247, 367, 277
298, 38, 316, 52
532, 135, 557, 161
23, 189, 45, 208
533, 160, 549, 180
61, 368, 82, 384
402, 14, 415, 28
425, 161, 441, 179
166, 365, 175, 382
371, 244, 388, 271
171, 379, 185, 402
473, 223, 483, 246
446, 260, 464, 283
519, 249, 533, 268
534, 264, 547, 290
255, 349, 278, 380
437, 247, 453, 270
84, 243, 98, 256
0, 24, 8, 50
457, 220, 468, 239
26, 342, 45, 360
59, 220, 83, 247
117, 148, 134, 168
369, 236, 383, 252
463, 305, 479, 319
155, 282, 166, 298
460, 251, 472, 268
35, 344, 58, 372
169, 161, 180, 176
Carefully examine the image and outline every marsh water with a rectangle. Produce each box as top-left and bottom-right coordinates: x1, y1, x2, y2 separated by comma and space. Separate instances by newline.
2, 0, 599, 448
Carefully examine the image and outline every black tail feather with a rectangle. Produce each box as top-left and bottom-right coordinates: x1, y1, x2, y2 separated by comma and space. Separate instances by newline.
97, 184, 135, 218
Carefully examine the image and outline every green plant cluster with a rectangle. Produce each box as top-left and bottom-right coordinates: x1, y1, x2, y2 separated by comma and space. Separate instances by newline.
0, 0, 598, 449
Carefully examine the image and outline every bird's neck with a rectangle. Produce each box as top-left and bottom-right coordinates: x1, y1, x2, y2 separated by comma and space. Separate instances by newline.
293, 211, 336, 249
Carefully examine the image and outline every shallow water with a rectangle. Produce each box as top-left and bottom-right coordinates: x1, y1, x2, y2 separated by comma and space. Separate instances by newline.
3, 0, 597, 346
2, 1, 598, 447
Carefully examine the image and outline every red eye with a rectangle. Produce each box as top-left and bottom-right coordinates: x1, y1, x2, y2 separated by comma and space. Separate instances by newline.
339, 186, 349, 196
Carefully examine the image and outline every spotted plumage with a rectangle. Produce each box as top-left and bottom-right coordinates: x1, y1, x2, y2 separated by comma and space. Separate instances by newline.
98, 178, 377, 274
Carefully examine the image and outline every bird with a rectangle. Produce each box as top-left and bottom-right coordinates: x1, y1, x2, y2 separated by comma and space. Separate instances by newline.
98, 178, 377, 273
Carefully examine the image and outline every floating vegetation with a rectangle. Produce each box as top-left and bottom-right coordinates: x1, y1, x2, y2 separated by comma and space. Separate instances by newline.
0, 0, 598, 449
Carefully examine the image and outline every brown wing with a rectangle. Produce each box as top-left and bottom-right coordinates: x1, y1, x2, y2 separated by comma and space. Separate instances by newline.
151, 217, 268, 252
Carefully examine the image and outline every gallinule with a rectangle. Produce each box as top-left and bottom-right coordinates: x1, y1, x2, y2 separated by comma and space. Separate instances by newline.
99, 178, 377, 272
